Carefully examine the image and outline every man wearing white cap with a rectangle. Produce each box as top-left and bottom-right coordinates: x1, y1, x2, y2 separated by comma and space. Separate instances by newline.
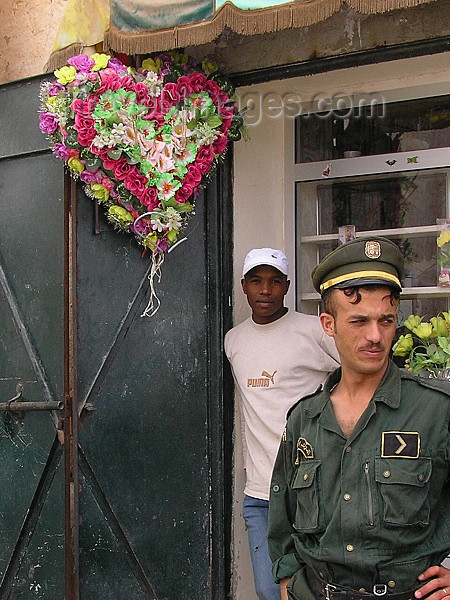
225, 248, 339, 600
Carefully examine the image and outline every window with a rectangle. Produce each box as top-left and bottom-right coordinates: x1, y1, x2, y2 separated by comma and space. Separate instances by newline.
293, 94, 450, 322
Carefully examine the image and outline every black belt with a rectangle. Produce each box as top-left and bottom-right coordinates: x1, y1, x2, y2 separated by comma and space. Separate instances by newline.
307, 569, 418, 600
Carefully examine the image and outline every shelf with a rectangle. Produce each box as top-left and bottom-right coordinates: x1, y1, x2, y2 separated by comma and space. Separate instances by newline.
301, 226, 441, 244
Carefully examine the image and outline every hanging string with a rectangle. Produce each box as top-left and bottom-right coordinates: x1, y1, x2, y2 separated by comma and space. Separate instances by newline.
141, 251, 164, 318
135, 211, 189, 318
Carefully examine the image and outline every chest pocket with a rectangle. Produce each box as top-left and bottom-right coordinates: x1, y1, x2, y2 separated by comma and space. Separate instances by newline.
374, 456, 432, 527
291, 459, 322, 532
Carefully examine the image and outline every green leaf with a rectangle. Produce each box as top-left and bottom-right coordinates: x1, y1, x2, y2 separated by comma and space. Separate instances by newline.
107, 149, 122, 160
206, 115, 222, 129
177, 203, 194, 213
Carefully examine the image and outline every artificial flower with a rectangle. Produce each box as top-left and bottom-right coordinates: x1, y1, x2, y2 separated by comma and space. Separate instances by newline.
393, 312, 450, 376
54, 65, 77, 84
39, 51, 246, 257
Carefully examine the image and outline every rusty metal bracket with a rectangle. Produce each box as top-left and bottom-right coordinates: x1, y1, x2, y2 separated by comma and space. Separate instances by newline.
0, 382, 63, 412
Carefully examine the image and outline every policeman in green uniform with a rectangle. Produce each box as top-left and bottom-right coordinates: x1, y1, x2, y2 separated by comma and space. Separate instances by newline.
268, 236, 450, 600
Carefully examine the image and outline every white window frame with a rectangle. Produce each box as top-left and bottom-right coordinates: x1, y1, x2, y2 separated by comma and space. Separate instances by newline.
284, 85, 450, 312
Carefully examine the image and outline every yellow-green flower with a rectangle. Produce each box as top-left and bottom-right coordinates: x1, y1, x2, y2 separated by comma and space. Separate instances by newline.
46, 96, 58, 108
404, 314, 421, 332
142, 232, 158, 249
108, 205, 134, 223
171, 51, 188, 66
437, 230, 450, 247
54, 65, 77, 84
167, 229, 179, 244
67, 156, 84, 174
91, 53, 110, 71
392, 334, 414, 357
412, 322, 433, 340
202, 58, 218, 74
142, 57, 162, 74
430, 316, 448, 337
89, 183, 110, 202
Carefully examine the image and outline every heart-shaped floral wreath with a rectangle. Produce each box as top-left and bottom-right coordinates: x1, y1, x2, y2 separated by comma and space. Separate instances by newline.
39, 51, 244, 315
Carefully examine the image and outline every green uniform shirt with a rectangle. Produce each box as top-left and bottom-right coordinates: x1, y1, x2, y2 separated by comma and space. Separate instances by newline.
268, 360, 450, 596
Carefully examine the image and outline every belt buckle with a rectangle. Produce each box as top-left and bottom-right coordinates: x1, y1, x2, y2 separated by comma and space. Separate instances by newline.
373, 584, 388, 596
324, 583, 338, 600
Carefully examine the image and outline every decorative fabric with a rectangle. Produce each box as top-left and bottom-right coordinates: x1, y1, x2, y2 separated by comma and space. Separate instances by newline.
105, 0, 438, 56
45, 0, 110, 72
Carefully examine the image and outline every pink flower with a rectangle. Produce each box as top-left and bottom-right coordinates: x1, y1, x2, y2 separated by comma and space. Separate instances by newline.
53, 142, 71, 160
68, 54, 95, 72
186, 163, 203, 186
212, 133, 229, 154
195, 145, 215, 174
175, 183, 195, 204
124, 172, 148, 197
134, 82, 149, 102
39, 111, 59, 134
140, 186, 159, 210
101, 176, 115, 191
217, 92, 235, 119
156, 238, 169, 253
185, 72, 207, 93
71, 97, 97, 117
48, 82, 66, 96
175, 75, 193, 100
73, 113, 96, 146
112, 158, 135, 181
108, 57, 128, 72
97, 70, 131, 94
98, 151, 119, 172
131, 218, 152, 236
80, 170, 102, 184
161, 83, 180, 106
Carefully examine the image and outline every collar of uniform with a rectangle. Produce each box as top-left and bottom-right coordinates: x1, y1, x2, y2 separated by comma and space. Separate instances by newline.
305, 360, 402, 418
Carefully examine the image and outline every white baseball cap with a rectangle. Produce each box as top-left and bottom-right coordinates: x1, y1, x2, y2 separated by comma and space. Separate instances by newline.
242, 248, 289, 277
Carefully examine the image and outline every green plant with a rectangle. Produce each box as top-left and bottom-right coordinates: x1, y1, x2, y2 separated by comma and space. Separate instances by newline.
393, 312, 450, 376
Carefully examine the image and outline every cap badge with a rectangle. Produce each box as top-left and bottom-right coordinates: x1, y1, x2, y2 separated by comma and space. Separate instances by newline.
365, 240, 381, 260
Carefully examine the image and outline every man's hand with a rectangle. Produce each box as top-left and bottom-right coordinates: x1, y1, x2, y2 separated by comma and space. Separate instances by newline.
415, 565, 450, 599
279, 577, 290, 600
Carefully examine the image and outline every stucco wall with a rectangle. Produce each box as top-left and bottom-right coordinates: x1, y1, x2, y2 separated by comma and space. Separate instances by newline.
0, 0, 66, 84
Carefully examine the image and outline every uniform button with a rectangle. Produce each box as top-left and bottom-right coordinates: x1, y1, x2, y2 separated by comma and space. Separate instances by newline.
388, 581, 396, 588
344, 493, 351, 501
319, 573, 324, 579
359, 589, 366, 593
418, 474, 425, 482
346, 544, 354, 552
346, 446, 352, 453
383, 470, 391, 478
272, 484, 280, 492
303, 473, 309, 481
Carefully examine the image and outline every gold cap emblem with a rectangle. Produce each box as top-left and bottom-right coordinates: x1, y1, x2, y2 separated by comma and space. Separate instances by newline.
365, 240, 381, 259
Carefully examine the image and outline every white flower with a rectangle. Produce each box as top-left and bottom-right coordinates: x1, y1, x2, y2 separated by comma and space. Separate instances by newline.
193, 122, 218, 146
151, 218, 165, 232
164, 208, 182, 231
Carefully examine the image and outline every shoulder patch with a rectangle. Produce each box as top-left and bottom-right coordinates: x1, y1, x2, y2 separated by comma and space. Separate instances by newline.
401, 370, 450, 398
286, 383, 323, 418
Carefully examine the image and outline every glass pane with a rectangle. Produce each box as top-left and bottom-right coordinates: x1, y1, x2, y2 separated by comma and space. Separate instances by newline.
295, 95, 450, 163
296, 170, 449, 316
316, 172, 446, 233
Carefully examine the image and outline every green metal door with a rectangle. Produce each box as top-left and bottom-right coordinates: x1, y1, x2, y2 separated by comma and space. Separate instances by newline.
0, 75, 233, 600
